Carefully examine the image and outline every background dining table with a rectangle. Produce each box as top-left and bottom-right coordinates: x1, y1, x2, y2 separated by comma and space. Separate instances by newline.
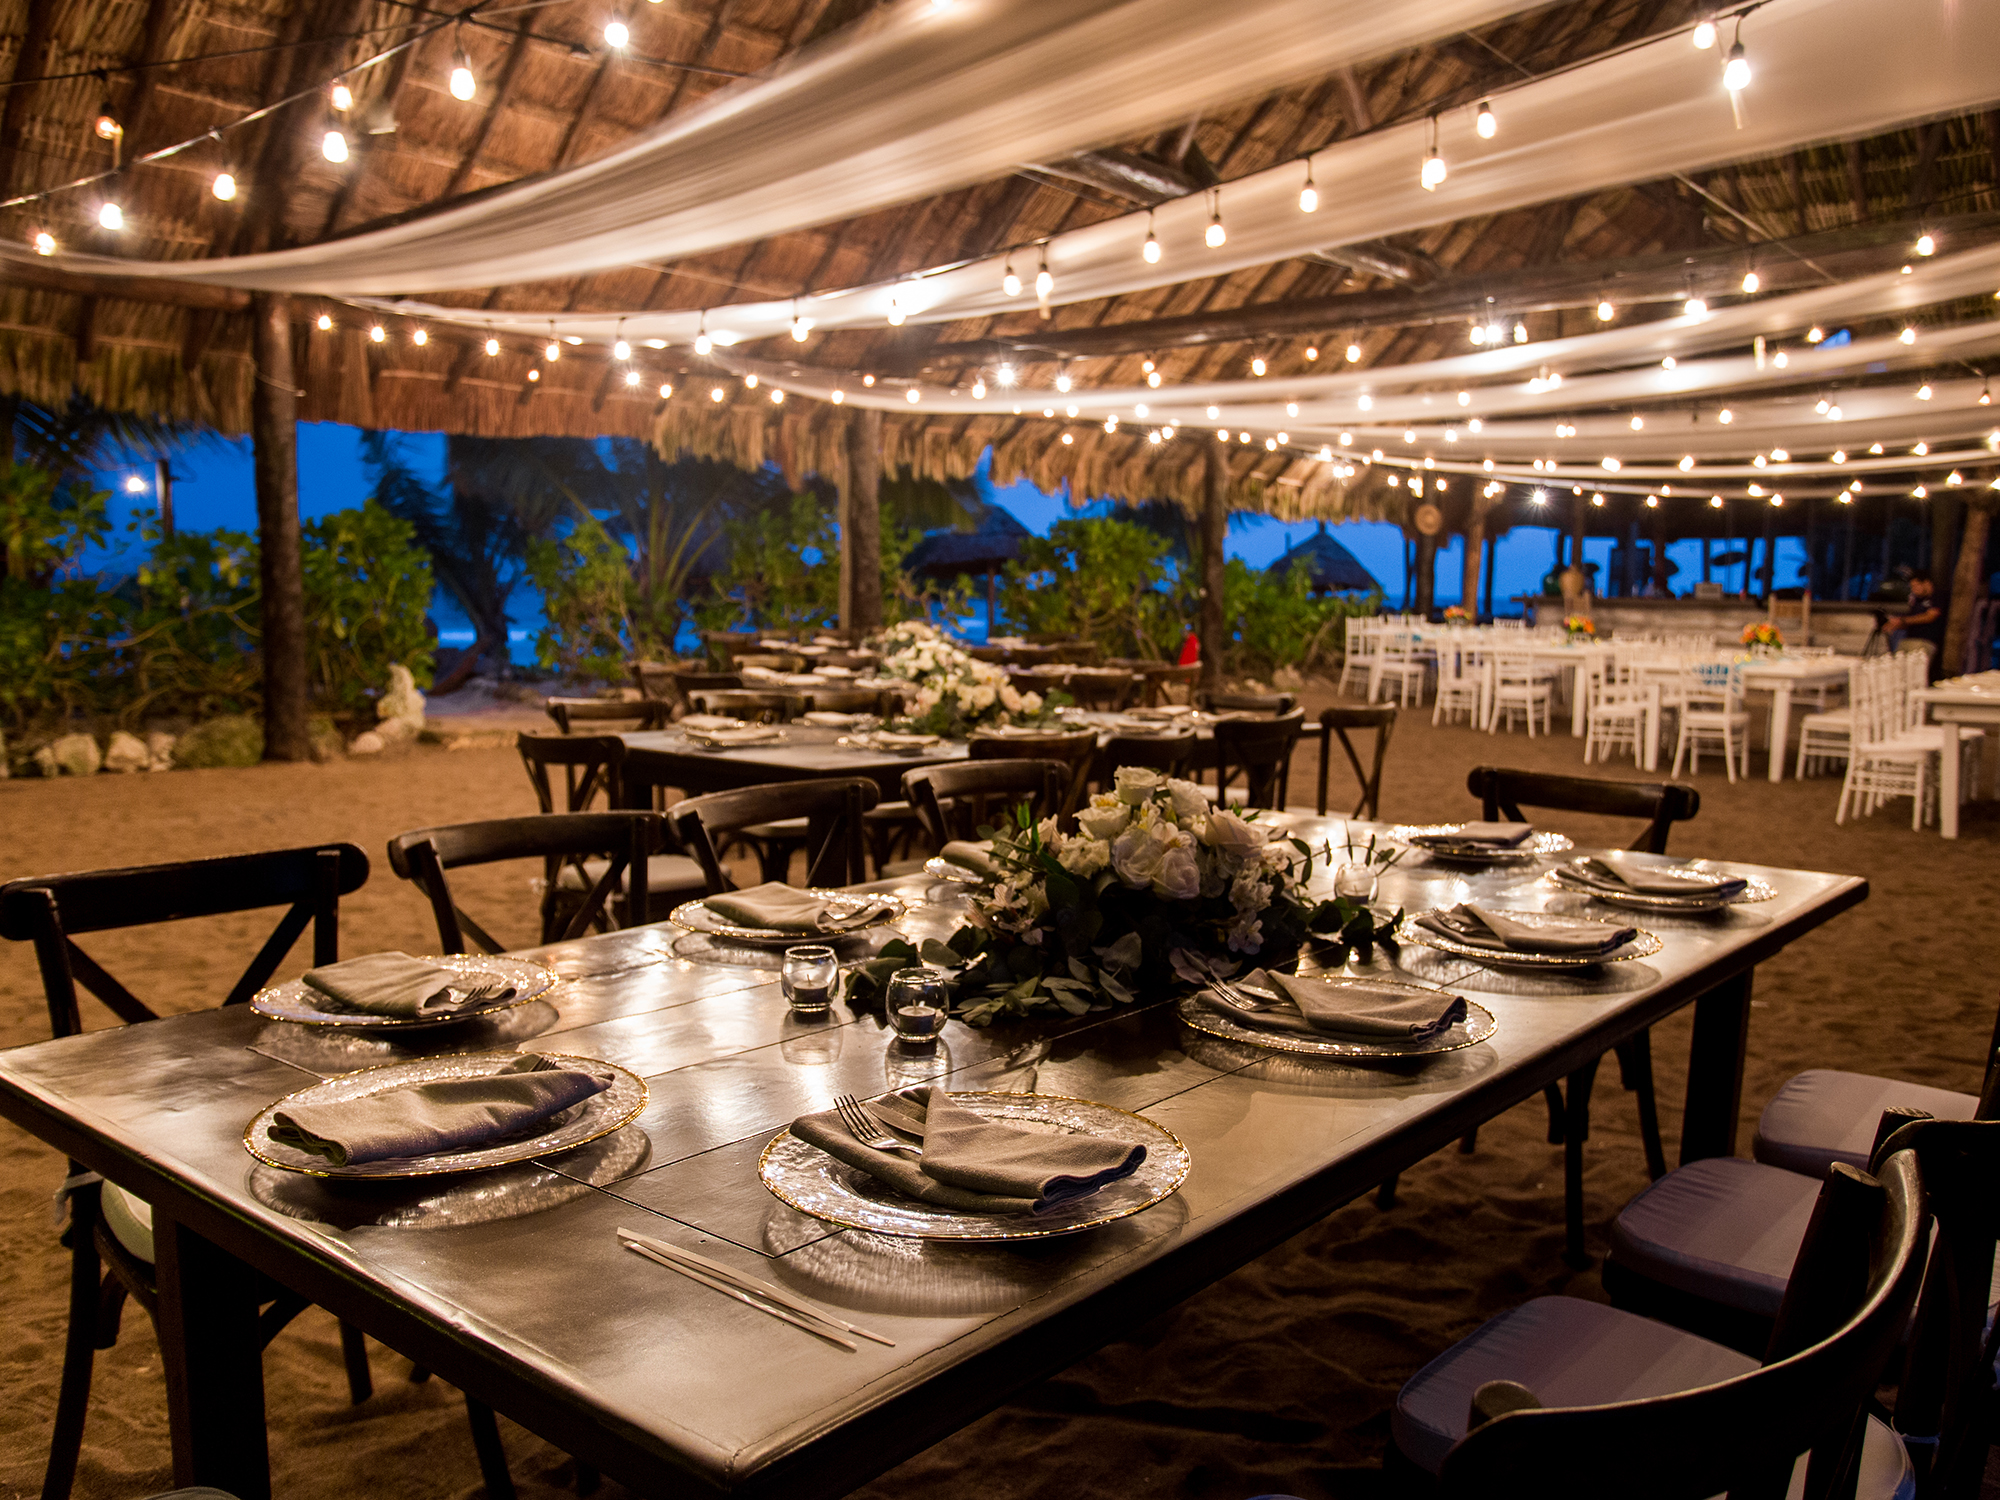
1912, 671, 2000, 837
0, 820, 1864, 1499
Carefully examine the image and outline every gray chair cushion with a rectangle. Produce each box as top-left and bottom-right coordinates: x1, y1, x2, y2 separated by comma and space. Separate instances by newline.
1392, 1296, 1757, 1474
1753, 1069, 1978, 1178
1610, 1157, 1820, 1317
555, 853, 709, 899
100, 1182, 154, 1262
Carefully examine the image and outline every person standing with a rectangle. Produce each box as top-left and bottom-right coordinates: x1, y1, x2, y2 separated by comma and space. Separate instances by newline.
1890, 571, 1946, 680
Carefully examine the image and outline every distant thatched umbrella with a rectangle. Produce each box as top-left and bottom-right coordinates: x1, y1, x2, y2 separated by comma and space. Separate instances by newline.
905, 505, 1033, 626
1268, 523, 1380, 595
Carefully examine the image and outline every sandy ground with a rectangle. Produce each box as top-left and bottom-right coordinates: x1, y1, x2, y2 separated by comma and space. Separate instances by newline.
1, 691, 1995, 1500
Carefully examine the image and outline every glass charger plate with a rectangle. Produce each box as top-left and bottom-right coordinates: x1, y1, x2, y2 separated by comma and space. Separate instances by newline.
1392, 826, 1575, 865
1548, 859, 1775, 913
250, 954, 558, 1030
243, 1051, 646, 1180
1402, 909, 1662, 968
1174, 986, 1495, 1059
668, 890, 907, 947
758, 1092, 1190, 1241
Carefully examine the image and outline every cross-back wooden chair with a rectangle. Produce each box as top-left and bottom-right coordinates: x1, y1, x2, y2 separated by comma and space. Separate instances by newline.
386, 812, 667, 954
544, 696, 668, 734
1317, 702, 1398, 818
1098, 731, 1199, 786
666, 777, 880, 893
686, 689, 807, 724
1197, 689, 1299, 716
517, 735, 710, 912
1061, 670, 1141, 712
1212, 708, 1306, 809
668, 669, 743, 709
968, 728, 1101, 815
627, 658, 676, 702
801, 686, 901, 716
0, 845, 391, 1500
1106, 660, 1199, 707
902, 760, 1070, 848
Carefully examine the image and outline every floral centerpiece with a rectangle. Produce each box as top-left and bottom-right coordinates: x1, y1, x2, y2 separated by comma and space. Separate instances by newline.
851, 768, 1398, 1025
1442, 605, 1473, 624
1563, 614, 1596, 640
871, 621, 1060, 737
1741, 621, 1784, 650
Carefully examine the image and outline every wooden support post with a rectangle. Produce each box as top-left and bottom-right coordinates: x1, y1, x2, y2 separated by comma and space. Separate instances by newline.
1942, 497, 1996, 676
252, 295, 310, 762
1759, 506, 1776, 600
1460, 516, 1486, 619
1412, 531, 1437, 615
155, 457, 174, 537
1198, 446, 1227, 689
1482, 526, 1498, 616
845, 406, 883, 636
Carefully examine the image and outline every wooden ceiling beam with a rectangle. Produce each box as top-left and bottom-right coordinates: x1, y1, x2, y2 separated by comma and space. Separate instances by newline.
440, 11, 538, 199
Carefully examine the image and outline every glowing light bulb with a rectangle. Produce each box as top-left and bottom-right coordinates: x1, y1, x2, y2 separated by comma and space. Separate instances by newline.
1679, 455, 1695, 471
906, 388, 920, 404
1916, 233, 1936, 256
1475, 100, 1496, 139
1147, 371, 1161, 388
1205, 214, 1226, 248
1722, 41, 1750, 92
770, 387, 784, 404
694, 331, 712, 356
483, 336, 499, 355
449, 51, 476, 101
1917, 384, 1933, 400
1002, 262, 1020, 297
1741, 269, 1760, 293
658, 383, 672, 398
1346, 343, 1362, 363
1684, 295, 1707, 317
370, 325, 387, 343
545, 339, 560, 360
1457, 390, 1471, 407
1693, 17, 1717, 47
1299, 166, 1318, 214
830, 389, 844, 404
1403, 429, 1416, 444
972, 378, 986, 399
1709, 495, 1724, 509
1061, 432, 1073, 445
1663, 356, 1677, 370
1286, 402, 1299, 418
1807, 326, 1825, 343
1718, 408, 1733, 424
1828, 405, 1843, 421
1469, 419, 1482, 433
32, 231, 55, 255
1912, 441, 1929, 456
96, 200, 124, 230
211, 172, 237, 201
1898, 326, 1916, 344
1513, 322, 1528, 344
886, 295, 904, 326
317, 313, 334, 331
710, 387, 723, 402
94, 107, 122, 140
997, 363, 1016, 387
527, 368, 540, 382
743, 373, 757, 389
1142, 230, 1160, 264
604, 19, 629, 47
1630, 415, 1644, 430
616, 369, 636, 387
1055, 371, 1073, 393
330, 83, 353, 111
1420, 151, 1446, 191
613, 338, 631, 360
1358, 394, 1373, 411
412, 328, 428, 346
1596, 299, 1614, 321
1205, 405, 1220, 419
1250, 357, 1267, 377
322, 130, 348, 163
1034, 262, 1053, 298
1831, 450, 1846, 463
1469, 325, 1487, 345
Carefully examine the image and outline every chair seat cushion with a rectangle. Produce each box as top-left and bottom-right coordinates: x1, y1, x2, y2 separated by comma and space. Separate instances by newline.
100, 1181, 154, 1263
1753, 1069, 1979, 1178
1392, 1296, 1756, 1474
1610, 1157, 1820, 1317
556, 853, 710, 898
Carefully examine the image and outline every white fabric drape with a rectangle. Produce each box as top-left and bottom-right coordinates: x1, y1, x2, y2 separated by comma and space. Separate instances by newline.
341, 0, 2000, 345
0, 0, 1543, 294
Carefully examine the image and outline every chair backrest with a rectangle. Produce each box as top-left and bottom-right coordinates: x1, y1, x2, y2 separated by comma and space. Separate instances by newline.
1124, 661, 1200, 707
1466, 766, 1699, 854
0, 845, 370, 1036
545, 696, 667, 734
700, 630, 760, 669
1319, 704, 1397, 818
1440, 1150, 1929, 1498
902, 760, 1069, 847
1213, 708, 1306, 809
687, 689, 808, 724
385, 812, 664, 954
517, 732, 626, 813
801, 686, 900, 716
666, 777, 880, 892
1683, 660, 1745, 709
668, 670, 743, 707
1099, 731, 1199, 781
968, 729, 1101, 814
629, 660, 676, 700
1061, 670, 1140, 712
1197, 690, 1299, 716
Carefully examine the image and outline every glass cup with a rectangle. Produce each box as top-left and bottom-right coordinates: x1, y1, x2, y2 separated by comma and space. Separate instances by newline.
782, 945, 839, 1016
884, 966, 950, 1046
1333, 862, 1379, 902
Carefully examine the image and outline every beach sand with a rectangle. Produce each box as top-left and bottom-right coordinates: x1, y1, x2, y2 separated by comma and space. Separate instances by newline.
0, 695, 1993, 1499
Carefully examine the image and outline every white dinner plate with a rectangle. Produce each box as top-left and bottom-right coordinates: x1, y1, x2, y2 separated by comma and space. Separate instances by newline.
250, 954, 558, 1030
667, 890, 906, 946
1394, 825, 1575, 865
1175, 985, 1495, 1059
1403, 909, 1662, 968
1548, 857, 1775, 913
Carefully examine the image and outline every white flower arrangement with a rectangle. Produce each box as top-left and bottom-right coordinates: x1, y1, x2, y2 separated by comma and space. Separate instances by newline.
871, 620, 1053, 736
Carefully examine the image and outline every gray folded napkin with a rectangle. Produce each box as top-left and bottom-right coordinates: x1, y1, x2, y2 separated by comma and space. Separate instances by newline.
790, 1086, 1146, 1215
267, 1054, 609, 1167
802, 710, 865, 727
704, 882, 892, 933
301, 952, 510, 1020
1571, 854, 1746, 899
684, 724, 783, 747
677, 713, 740, 731
870, 731, 939, 750
1418, 903, 1635, 956
1417, 821, 1534, 848
1126, 706, 1192, 721
939, 840, 996, 876
1200, 968, 1467, 1040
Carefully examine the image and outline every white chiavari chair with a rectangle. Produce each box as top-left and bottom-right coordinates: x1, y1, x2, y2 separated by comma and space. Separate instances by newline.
1489, 652, 1553, 736
1671, 660, 1751, 782
1433, 644, 1488, 727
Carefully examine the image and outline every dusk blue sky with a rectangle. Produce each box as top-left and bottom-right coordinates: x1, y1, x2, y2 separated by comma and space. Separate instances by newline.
88, 423, 1804, 657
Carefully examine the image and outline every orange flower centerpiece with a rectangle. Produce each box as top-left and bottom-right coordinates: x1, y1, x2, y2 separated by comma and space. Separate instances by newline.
1741, 622, 1784, 651
1563, 615, 1596, 640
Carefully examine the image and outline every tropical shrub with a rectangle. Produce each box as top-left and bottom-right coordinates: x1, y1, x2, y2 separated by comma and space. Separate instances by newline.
997, 517, 1181, 658
1220, 559, 1379, 677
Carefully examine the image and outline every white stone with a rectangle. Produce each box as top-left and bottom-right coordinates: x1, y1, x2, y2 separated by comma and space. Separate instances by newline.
32, 745, 57, 777
145, 731, 177, 771
49, 733, 102, 776
1271, 666, 1306, 692
348, 731, 386, 755
103, 731, 151, 773
375, 715, 419, 745
377, 662, 426, 730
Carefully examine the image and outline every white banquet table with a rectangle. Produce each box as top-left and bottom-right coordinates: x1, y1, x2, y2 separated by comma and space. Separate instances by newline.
1912, 672, 2000, 838
1739, 657, 1856, 784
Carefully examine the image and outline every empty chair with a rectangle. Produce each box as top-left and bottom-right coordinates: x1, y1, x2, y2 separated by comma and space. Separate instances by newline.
903, 760, 1070, 848
387, 812, 668, 953
1335, 616, 1378, 699
1197, 689, 1298, 716
1488, 652, 1553, 736
1371, 631, 1429, 707
544, 696, 669, 734
1671, 660, 1751, 782
1099, 731, 1199, 784
667, 777, 880, 892
1060, 669, 1141, 712
667, 669, 743, 713
0, 846, 401, 1500
969, 728, 1101, 815
1316, 703, 1396, 818
800, 685, 900, 716
1432, 646, 1488, 727
1794, 664, 1856, 777
628, 659, 677, 701
1212, 708, 1306, 810
686, 689, 807, 724
516, 734, 709, 909
1583, 668, 1660, 768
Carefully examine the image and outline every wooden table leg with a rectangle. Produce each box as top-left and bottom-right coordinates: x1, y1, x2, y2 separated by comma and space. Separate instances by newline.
154, 1214, 272, 1500
1679, 970, 1754, 1165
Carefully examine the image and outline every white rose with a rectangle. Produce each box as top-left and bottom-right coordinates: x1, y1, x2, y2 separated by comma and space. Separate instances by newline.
915, 686, 940, 711
1020, 691, 1043, 714
1114, 766, 1164, 805
1000, 684, 1023, 712
1057, 838, 1109, 877
1111, 822, 1170, 887
968, 683, 996, 711
1202, 808, 1269, 860
1076, 795, 1132, 841
1164, 777, 1211, 823
1155, 843, 1201, 901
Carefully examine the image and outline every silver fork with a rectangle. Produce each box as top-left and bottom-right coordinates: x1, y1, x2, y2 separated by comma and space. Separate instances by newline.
452, 974, 512, 1004
1203, 977, 1274, 1013
832, 1094, 922, 1157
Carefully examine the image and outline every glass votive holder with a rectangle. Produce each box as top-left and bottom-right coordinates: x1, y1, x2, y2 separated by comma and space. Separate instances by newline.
884, 966, 949, 1046
1333, 862, 1379, 902
782, 944, 839, 1016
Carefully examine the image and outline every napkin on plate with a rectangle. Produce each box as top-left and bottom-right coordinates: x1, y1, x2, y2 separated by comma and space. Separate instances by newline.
703, 882, 893, 933
976, 723, 1055, 739
684, 724, 784, 748
790, 1086, 1145, 1215
1418, 903, 1635, 956
676, 713, 741, 731
802, 710, 865, 727
1201, 969, 1467, 1040
1571, 854, 1746, 899
266, 1054, 609, 1167
301, 952, 512, 1020
939, 840, 996, 876
869, 730, 940, 751
1426, 821, 1535, 847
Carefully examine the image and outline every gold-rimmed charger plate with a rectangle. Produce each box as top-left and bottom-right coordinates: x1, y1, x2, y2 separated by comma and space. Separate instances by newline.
250, 954, 557, 1030
922, 856, 985, 884
1394, 825, 1575, 865
1175, 986, 1495, 1059
1548, 857, 1775, 913
759, 1092, 1189, 1241
668, 890, 906, 947
1403, 909, 1663, 968
243, 1051, 646, 1179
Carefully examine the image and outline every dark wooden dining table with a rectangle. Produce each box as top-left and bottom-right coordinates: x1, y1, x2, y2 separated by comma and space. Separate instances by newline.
0, 818, 1864, 1499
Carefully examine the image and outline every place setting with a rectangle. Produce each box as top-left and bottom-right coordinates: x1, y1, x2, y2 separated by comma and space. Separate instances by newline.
669, 882, 907, 948
1175, 965, 1495, 1061
1401, 902, 1663, 970
252, 951, 559, 1030
1547, 851, 1774, 914
1389, 821, 1575, 866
